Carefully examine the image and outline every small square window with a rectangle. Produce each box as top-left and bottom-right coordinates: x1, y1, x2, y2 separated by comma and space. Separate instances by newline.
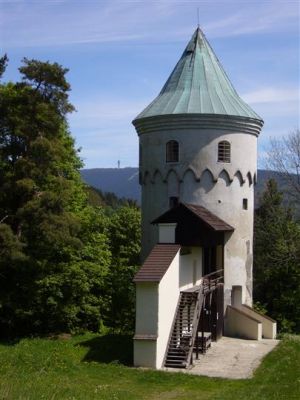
169, 197, 179, 208
243, 198, 248, 210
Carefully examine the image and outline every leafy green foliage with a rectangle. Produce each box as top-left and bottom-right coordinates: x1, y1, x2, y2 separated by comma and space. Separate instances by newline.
86, 185, 139, 208
105, 206, 141, 331
0, 54, 8, 79
0, 58, 111, 337
254, 179, 300, 333
85, 186, 106, 207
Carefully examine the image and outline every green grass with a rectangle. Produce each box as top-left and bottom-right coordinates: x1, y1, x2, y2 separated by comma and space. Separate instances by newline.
0, 333, 299, 400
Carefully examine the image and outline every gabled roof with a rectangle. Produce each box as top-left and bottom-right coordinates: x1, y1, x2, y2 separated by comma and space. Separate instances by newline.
133, 244, 181, 283
152, 203, 234, 232
134, 28, 262, 122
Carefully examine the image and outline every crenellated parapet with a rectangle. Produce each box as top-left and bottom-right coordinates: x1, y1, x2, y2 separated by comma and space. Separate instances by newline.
140, 166, 256, 187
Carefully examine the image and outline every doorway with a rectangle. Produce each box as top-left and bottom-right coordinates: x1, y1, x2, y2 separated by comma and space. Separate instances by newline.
203, 246, 216, 276
203, 245, 223, 276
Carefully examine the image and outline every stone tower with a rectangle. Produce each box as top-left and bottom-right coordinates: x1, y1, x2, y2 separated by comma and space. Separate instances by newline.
132, 28, 263, 307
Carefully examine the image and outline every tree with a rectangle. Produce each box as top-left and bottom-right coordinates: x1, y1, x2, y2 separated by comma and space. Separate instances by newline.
0, 54, 8, 79
266, 129, 300, 204
254, 179, 300, 333
0, 58, 110, 336
105, 206, 141, 331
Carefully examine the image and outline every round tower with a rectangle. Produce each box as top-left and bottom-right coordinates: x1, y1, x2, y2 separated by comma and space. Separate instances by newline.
132, 28, 263, 307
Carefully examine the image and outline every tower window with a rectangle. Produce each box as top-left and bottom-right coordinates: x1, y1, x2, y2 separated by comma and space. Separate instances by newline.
218, 141, 231, 163
166, 140, 179, 163
169, 196, 179, 208
243, 198, 248, 210
139, 144, 142, 166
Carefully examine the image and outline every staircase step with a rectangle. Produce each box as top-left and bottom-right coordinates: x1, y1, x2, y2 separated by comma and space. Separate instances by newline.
164, 289, 205, 369
167, 350, 184, 353
169, 341, 190, 345
165, 363, 186, 368
166, 356, 186, 360
165, 360, 186, 367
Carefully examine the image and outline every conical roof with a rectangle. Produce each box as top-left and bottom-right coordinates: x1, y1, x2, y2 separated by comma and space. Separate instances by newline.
134, 28, 262, 122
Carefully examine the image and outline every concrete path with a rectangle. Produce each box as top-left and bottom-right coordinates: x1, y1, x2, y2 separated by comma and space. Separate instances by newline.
165, 337, 280, 379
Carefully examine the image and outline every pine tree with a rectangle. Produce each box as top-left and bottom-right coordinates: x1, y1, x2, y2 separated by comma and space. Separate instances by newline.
0, 58, 110, 336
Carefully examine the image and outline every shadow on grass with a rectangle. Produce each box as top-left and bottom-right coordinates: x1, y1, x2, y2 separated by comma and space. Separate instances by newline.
79, 334, 133, 366
0, 338, 21, 346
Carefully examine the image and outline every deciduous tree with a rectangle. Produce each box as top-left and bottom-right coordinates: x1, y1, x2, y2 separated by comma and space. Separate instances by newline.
254, 179, 300, 333
266, 129, 300, 204
105, 206, 141, 331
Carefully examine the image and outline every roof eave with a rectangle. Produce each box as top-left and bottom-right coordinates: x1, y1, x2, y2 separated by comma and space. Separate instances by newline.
133, 113, 263, 137
152, 203, 234, 232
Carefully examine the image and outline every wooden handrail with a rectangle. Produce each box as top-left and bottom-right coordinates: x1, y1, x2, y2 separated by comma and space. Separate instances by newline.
162, 292, 183, 367
186, 288, 204, 367
164, 269, 224, 368
202, 269, 224, 279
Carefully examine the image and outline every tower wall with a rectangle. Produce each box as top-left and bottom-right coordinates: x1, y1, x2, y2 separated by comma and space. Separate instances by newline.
139, 122, 258, 306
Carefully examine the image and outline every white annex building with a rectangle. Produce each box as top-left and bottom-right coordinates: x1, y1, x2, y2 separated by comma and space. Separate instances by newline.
132, 28, 276, 370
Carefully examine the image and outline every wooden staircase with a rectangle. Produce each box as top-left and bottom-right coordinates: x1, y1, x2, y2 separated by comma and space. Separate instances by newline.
164, 270, 224, 369
164, 289, 204, 368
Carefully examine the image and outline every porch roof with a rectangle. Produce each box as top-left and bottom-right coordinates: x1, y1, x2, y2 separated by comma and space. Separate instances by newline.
152, 203, 234, 232
134, 244, 181, 283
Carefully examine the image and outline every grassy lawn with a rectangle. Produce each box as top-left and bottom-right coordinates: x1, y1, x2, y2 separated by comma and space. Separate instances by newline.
0, 333, 299, 400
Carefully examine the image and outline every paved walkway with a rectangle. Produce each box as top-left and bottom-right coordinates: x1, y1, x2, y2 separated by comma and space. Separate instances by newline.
165, 337, 279, 379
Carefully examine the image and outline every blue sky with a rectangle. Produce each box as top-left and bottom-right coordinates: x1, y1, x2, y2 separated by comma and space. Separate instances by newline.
1, 0, 299, 168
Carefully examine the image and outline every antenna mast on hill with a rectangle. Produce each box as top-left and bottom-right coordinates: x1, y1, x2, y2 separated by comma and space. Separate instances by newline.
118, 160, 120, 169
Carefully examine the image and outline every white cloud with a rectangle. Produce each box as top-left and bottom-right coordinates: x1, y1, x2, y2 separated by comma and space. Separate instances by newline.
204, 1, 298, 37
1, 0, 298, 48
0, 0, 175, 47
1, 0, 298, 169
71, 97, 148, 121
242, 88, 299, 104
67, 96, 142, 168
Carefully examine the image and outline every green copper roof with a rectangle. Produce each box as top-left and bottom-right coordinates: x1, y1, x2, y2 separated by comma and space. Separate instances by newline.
135, 28, 262, 122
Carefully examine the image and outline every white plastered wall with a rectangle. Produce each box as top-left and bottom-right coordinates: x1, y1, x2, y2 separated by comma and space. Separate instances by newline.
156, 251, 180, 368
226, 306, 262, 340
156, 247, 203, 368
140, 127, 257, 307
179, 247, 203, 290
135, 246, 204, 369
134, 283, 158, 368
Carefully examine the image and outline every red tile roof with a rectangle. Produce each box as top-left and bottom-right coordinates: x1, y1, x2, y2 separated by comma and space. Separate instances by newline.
134, 244, 181, 283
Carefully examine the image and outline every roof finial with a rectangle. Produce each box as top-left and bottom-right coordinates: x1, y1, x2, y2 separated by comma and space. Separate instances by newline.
197, 7, 200, 28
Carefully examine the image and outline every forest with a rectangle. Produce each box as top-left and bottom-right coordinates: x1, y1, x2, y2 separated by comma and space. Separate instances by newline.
0, 56, 299, 338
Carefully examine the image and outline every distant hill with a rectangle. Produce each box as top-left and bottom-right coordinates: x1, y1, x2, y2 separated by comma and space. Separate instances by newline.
80, 168, 296, 210
80, 168, 140, 202
85, 185, 139, 208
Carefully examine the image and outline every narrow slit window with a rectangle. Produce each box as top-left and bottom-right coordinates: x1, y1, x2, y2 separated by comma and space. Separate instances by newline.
218, 141, 231, 163
139, 144, 142, 166
166, 140, 179, 163
243, 198, 248, 210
